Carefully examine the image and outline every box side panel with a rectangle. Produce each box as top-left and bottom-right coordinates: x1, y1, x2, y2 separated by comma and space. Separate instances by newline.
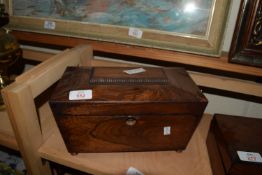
212, 116, 234, 173
206, 120, 226, 175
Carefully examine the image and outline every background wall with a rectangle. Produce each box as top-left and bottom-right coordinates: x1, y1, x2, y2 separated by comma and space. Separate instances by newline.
222, 0, 241, 51
208, 0, 261, 119
204, 94, 261, 118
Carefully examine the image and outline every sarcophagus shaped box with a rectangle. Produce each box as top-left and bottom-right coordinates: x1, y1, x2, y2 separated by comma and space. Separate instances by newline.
207, 114, 262, 175
49, 67, 207, 153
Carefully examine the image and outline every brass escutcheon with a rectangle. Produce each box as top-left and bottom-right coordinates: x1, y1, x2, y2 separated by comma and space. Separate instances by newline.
126, 116, 137, 126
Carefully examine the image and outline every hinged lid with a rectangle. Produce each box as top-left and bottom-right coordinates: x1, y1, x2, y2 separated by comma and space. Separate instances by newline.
89, 67, 168, 84
49, 67, 207, 116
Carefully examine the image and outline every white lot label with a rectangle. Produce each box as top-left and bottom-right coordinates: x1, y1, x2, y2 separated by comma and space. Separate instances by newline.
128, 27, 143, 39
164, 126, 171, 136
126, 167, 144, 175
124, 68, 146, 75
44, 20, 56, 30
237, 151, 262, 163
69, 90, 92, 100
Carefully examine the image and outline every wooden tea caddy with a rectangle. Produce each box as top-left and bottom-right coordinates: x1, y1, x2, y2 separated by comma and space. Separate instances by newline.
207, 114, 262, 175
49, 67, 208, 153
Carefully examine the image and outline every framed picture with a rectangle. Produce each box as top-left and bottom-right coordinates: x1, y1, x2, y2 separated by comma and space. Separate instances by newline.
5, 0, 230, 56
229, 0, 262, 67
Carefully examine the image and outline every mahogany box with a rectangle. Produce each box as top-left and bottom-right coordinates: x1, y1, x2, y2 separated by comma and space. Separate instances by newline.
207, 114, 262, 175
49, 67, 208, 153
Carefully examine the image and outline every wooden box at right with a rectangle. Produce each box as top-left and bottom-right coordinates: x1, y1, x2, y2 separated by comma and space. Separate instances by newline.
207, 114, 262, 175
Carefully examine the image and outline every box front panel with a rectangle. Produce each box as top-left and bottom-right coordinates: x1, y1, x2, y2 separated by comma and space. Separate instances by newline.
55, 114, 197, 153
206, 121, 227, 175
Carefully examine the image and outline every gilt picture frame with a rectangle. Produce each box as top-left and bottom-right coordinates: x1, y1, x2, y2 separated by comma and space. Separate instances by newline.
229, 0, 262, 67
4, 0, 230, 56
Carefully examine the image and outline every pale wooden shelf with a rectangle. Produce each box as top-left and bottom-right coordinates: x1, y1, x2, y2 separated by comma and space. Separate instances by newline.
0, 110, 18, 150
2, 45, 260, 175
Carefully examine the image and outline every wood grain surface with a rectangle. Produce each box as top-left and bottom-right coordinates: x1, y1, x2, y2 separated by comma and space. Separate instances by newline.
49, 67, 207, 153
0, 110, 18, 150
208, 114, 262, 175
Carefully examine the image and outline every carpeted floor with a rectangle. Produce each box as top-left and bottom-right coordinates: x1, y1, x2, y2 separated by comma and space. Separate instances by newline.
0, 149, 26, 175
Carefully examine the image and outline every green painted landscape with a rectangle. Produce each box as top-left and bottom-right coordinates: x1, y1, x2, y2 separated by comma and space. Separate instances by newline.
13, 0, 213, 36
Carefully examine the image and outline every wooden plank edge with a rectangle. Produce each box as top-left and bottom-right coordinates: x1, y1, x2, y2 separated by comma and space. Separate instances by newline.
12, 31, 262, 77
22, 48, 262, 97
0, 131, 19, 151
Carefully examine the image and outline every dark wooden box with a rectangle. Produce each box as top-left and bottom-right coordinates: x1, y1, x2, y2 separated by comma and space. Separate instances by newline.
207, 114, 262, 175
49, 67, 207, 153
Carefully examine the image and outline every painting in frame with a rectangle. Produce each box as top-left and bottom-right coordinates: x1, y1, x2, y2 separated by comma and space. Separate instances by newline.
4, 0, 230, 56
229, 0, 262, 67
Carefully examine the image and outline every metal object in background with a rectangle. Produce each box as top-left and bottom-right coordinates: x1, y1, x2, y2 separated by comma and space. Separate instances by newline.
0, 74, 6, 110
0, 3, 24, 109
0, 3, 9, 27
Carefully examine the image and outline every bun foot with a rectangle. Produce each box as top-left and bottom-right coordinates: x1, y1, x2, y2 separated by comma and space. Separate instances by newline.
70, 152, 78, 156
